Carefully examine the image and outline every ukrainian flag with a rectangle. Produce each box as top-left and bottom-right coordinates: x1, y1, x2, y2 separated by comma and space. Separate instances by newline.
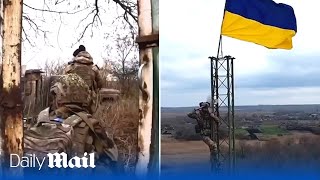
221, 0, 297, 50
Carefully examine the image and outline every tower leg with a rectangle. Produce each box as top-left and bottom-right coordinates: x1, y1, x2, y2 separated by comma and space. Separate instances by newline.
209, 55, 236, 174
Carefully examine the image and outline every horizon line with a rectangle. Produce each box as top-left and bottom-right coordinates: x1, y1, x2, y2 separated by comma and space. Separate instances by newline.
161, 103, 320, 108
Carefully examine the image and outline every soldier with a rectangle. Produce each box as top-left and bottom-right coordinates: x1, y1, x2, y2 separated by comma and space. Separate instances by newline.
64, 45, 105, 113
24, 73, 118, 174
187, 102, 220, 172
199, 102, 219, 127
188, 102, 219, 136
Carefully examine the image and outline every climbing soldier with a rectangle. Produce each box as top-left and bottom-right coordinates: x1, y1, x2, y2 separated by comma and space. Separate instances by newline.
187, 101, 220, 173
64, 45, 105, 114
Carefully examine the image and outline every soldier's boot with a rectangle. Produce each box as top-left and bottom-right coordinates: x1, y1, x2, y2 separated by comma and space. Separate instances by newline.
211, 145, 221, 173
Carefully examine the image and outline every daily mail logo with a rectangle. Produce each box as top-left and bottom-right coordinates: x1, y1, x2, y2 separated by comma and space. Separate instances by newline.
10, 152, 96, 170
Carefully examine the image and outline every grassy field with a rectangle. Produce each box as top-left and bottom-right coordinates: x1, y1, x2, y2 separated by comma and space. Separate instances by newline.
235, 128, 248, 136
234, 125, 290, 141
161, 106, 320, 174
94, 95, 138, 173
260, 125, 289, 135
162, 131, 320, 174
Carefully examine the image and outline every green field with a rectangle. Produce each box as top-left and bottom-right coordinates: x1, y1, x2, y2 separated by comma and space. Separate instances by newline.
234, 125, 290, 139
260, 125, 289, 135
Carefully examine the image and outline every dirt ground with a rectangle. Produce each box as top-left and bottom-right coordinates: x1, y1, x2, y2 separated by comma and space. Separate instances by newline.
161, 132, 319, 174
161, 135, 212, 174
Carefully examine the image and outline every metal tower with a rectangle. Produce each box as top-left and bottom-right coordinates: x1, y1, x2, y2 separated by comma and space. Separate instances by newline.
209, 55, 236, 174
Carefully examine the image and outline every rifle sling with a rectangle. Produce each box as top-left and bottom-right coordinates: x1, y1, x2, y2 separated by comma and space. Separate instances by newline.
73, 112, 105, 146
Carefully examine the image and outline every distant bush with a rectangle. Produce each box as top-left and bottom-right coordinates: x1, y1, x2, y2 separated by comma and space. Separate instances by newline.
236, 135, 320, 170
173, 125, 202, 141
235, 128, 250, 140
310, 127, 320, 135
162, 115, 189, 127
172, 124, 233, 141
218, 128, 229, 140
236, 133, 251, 140
285, 124, 320, 135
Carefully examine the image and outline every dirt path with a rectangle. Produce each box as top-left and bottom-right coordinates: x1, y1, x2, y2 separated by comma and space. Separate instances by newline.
161, 136, 211, 174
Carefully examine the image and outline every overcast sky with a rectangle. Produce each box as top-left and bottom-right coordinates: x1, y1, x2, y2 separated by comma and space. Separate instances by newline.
160, 0, 320, 107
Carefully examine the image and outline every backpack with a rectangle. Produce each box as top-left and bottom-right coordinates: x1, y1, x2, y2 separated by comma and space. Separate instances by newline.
24, 108, 118, 164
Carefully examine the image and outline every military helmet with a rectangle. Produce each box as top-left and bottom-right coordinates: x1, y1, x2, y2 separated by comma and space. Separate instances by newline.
50, 73, 91, 107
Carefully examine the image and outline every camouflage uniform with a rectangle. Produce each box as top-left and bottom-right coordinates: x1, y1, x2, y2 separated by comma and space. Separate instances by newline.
24, 74, 118, 173
64, 51, 105, 114
188, 102, 219, 136
187, 102, 220, 172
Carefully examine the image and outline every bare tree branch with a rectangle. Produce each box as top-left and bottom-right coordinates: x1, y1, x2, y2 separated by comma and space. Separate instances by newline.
23, 3, 89, 15
22, 27, 35, 47
42, 59, 66, 76
54, 0, 68, 5
22, 0, 138, 46
112, 0, 138, 22
73, 0, 102, 44
22, 14, 49, 46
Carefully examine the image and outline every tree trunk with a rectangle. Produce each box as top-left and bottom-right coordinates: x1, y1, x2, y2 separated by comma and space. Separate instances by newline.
135, 0, 153, 177
1, 0, 23, 177
0, 0, 3, 177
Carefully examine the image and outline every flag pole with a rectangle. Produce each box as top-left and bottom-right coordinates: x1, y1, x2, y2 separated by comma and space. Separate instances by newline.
216, 35, 222, 58
216, 0, 227, 58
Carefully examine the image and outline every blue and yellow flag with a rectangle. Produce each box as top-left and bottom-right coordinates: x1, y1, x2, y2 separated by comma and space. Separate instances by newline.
221, 0, 297, 50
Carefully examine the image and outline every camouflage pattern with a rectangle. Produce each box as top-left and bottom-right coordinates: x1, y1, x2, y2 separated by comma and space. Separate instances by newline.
24, 109, 73, 158
50, 73, 91, 111
24, 74, 118, 173
64, 51, 104, 90
187, 102, 220, 172
187, 102, 219, 136
66, 112, 118, 161
64, 51, 105, 114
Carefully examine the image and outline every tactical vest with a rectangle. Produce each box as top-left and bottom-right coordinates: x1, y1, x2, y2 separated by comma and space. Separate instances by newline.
51, 77, 91, 108
66, 64, 100, 113
67, 64, 97, 91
